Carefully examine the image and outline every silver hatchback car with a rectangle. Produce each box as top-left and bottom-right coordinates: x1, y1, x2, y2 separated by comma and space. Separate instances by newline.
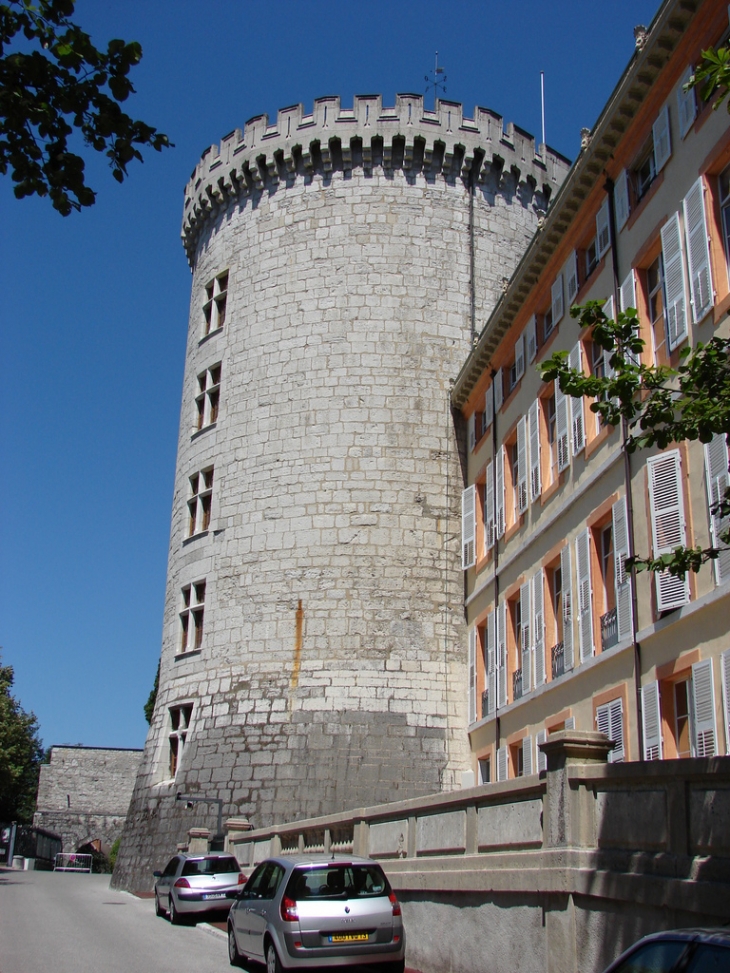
227, 854, 406, 973
154, 852, 246, 923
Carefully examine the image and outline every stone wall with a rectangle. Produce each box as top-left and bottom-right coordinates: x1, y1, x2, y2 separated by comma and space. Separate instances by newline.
33, 746, 142, 854
226, 733, 730, 973
112, 95, 570, 892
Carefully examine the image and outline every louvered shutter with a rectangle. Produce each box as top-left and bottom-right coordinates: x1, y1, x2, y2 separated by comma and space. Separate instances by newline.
532, 568, 545, 687
596, 199, 610, 258
596, 699, 624, 762
619, 270, 640, 367
486, 611, 496, 716
461, 485, 476, 569
691, 659, 717, 757
520, 580, 532, 693
496, 602, 507, 708
653, 105, 672, 173
468, 413, 476, 451
514, 332, 525, 382
495, 446, 505, 539
642, 681, 663, 760
704, 434, 730, 585
568, 343, 585, 455
536, 729, 547, 773
526, 315, 537, 363
529, 399, 542, 501
603, 295, 615, 322
517, 416, 528, 514
484, 386, 494, 431
551, 275, 564, 324
566, 251, 579, 304
485, 459, 495, 553
661, 212, 688, 350
564, 716, 575, 730
612, 497, 633, 641
677, 66, 697, 137
683, 177, 714, 323
522, 736, 533, 777
494, 369, 503, 411
722, 649, 730, 755
647, 450, 690, 611
468, 628, 477, 724
556, 383, 570, 472
576, 528, 594, 662
561, 544, 574, 670
615, 170, 630, 231
496, 745, 509, 782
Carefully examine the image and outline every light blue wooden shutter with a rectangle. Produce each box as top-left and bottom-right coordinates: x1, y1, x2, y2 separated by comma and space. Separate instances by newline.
520, 580, 532, 693
556, 383, 570, 472
647, 450, 690, 611
494, 368, 503, 411
496, 745, 509, 781
661, 212, 688, 350
619, 270, 640, 367
612, 497, 633, 641
529, 399, 541, 502
485, 459, 495, 553
576, 529, 594, 662
486, 611, 496, 716
683, 177, 713, 324
561, 544, 574, 670
566, 251, 579, 304
596, 699, 624, 762
468, 628, 477, 724
536, 729, 547, 773
551, 275, 564, 325
615, 170, 630, 231
526, 315, 537, 363
569, 343, 585, 455
461, 485, 476, 569
533, 568, 545, 688
596, 199, 610, 258
495, 446, 505, 539
522, 736, 533, 777
468, 412, 476, 451
497, 602, 507, 708
517, 416, 528, 513
677, 65, 696, 137
653, 104, 672, 172
514, 332, 525, 382
704, 434, 730, 585
484, 385, 494, 431
642, 681, 663, 760
691, 659, 716, 757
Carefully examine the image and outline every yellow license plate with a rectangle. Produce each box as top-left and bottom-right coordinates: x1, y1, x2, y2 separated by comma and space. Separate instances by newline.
328, 933, 369, 943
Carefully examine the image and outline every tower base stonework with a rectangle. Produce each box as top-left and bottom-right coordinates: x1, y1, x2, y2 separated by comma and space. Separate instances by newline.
112, 95, 569, 891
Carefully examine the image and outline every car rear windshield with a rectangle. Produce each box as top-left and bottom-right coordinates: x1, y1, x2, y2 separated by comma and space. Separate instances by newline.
287, 864, 389, 900
181, 856, 240, 876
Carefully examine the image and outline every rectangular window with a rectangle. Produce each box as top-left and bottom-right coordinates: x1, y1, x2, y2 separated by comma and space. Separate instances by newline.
646, 255, 669, 366
196, 363, 221, 431
187, 467, 214, 537
478, 757, 491, 784
169, 704, 193, 777
203, 271, 228, 337
180, 580, 206, 652
632, 106, 671, 204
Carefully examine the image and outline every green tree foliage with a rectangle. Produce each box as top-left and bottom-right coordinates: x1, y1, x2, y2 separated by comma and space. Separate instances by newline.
144, 661, 159, 725
0, 0, 171, 214
0, 659, 44, 822
686, 44, 730, 113
540, 301, 730, 578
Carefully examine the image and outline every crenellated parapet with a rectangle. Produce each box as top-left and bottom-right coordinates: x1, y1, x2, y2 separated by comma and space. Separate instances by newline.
181, 93, 571, 265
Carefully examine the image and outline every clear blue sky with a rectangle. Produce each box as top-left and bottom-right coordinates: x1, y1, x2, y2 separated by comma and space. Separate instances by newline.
0, 0, 660, 750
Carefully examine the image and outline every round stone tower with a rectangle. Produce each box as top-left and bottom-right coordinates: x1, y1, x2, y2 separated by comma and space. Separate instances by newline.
113, 94, 569, 890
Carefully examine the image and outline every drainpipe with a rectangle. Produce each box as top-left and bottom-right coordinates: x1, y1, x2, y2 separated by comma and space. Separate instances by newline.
490, 373, 501, 754
605, 175, 644, 760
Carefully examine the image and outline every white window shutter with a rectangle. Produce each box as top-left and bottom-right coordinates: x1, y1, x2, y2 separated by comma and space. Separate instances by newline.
566, 251, 579, 304
485, 459, 495, 553
494, 369, 503, 411
677, 66, 697, 137
536, 729, 547, 774
551, 275, 564, 325
612, 497, 633, 641
517, 416, 528, 514
556, 383, 570, 472
576, 528, 594, 662
486, 611, 496, 715
615, 170, 630, 231
522, 736, 533, 777
692, 659, 717, 757
596, 199, 610, 258
484, 386, 494, 431
496, 745, 509, 782
526, 315, 537, 363
496, 602, 507, 708
721, 649, 730, 755
619, 270, 640, 367
520, 580, 532, 693
461, 485, 476, 569
647, 450, 690, 611
514, 332, 525, 382
495, 446, 506, 539
683, 177, 714, 324
653, 104, 672, 173
596, 699, 624, 762
529, 399, 542, 502
532, 568, 545, 688
603, 295, 615, 322
468, 628, 477, 724
561, 544, 574, 671
661, 212, 688, 350
642, 681, 663, 760
568, 343, 585, 455
468, 412, 476, 451
564, 716, 575, 730
704, 434, 730, 585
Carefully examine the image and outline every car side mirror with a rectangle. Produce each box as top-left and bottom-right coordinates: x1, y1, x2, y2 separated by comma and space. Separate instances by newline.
152, 870, 162, 878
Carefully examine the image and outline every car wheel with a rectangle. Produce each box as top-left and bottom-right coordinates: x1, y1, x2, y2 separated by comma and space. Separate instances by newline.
266, 941, 283, 973
169, 895, 183, 925
155, 893, 164, 918
227, 925, 242, 967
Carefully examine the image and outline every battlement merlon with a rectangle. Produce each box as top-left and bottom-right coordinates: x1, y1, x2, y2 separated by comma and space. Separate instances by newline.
180, 94, 572, 265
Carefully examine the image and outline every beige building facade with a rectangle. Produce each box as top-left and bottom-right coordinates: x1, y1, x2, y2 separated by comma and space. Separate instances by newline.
453, 0, 730, 784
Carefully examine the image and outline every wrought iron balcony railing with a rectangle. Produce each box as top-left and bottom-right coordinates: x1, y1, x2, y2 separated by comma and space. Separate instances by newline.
512, 668, 523, 701
601, 608, 618, 651
481, 690, 489, 720
551, 641, 565, 680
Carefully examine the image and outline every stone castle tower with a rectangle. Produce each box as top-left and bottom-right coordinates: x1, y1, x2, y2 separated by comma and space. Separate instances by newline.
113, 94, 569, 890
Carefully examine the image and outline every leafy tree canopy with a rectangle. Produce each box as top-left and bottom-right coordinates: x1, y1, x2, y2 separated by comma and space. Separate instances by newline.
0, 659, 44, 822
539, 301, 730, 578
686, 44, 730, 112
0, 0, 171, 214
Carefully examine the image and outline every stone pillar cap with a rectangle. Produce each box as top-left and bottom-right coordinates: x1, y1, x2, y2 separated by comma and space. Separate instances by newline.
187, 827, 212, 839
225, 817, 254, 832
539, 730, 614, 765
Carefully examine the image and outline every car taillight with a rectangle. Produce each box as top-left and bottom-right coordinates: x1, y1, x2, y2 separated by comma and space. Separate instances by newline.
280, 895, 298, 922
174, 878, 190, 889
389, 891, 401, 917
237, 873, 245, 885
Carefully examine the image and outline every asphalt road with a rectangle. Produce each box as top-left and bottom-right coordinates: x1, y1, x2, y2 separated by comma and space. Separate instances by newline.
0, 867, 232, 973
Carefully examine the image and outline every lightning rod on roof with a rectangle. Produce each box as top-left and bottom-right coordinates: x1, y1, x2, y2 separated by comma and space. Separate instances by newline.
424, 53, 447, 111
541, 71, 546, 153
